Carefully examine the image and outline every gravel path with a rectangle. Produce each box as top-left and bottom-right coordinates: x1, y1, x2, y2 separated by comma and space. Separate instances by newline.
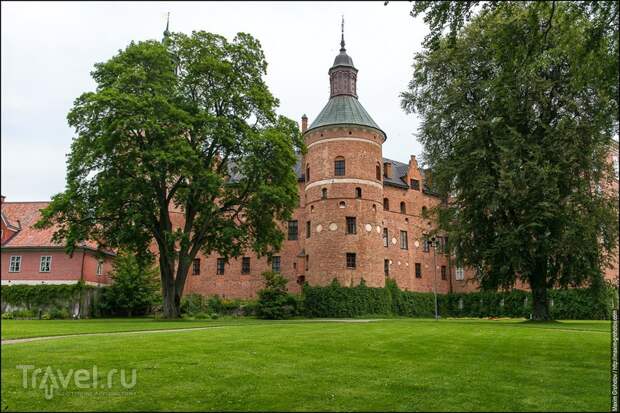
1, 319, 383, 345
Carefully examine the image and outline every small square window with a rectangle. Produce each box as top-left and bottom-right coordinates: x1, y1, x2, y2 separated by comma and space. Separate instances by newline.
217, 258, 225, 275
415, 263, 422, 278
346, 253, 356, 269
400, 230, 408, 250
242, 257, 251, 274
192, 258, 201, 275
346, 217, 357, 234
9, 256, 22, 272
288, 220, 298, 240
40, 256, 52, 273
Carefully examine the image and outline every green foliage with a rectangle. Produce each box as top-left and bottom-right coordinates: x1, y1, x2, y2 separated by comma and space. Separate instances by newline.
302, 280, 615, 320
180, 293, 256, 317
97, 253, 160, 317
35, 30, 304, 318
256, 271, 298, 319
402, 1, 619, 320
0, 282, 89, 316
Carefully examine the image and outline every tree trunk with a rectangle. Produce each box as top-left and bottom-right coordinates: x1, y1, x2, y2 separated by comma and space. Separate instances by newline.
160, 255, 181, 319
530, 275, 551, 321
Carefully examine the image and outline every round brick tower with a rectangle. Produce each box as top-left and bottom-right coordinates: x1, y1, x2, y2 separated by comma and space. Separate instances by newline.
303, 25, 387, 288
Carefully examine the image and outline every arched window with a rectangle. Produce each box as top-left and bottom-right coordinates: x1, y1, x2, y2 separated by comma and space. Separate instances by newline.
322, 188, 328, 199
334, 157, 345, 176
355, 187, 362, 198
400, 202, 406, 214
306, 165, 310, 181
376, 163, 381, 180
383, 198, 389, 211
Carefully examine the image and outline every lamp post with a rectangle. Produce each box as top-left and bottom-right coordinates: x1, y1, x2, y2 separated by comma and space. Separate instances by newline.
430, 236, 439, 320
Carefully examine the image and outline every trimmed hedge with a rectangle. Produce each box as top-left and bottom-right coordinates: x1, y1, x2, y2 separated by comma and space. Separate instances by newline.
1, 282, 91, 309
302, 278, 617, 320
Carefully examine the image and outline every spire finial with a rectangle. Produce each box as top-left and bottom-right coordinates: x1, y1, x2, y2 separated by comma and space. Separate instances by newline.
163, 12, 170, 38
340, 15, 346, 52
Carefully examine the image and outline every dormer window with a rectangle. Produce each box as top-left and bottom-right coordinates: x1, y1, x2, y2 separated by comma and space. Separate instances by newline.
383, 162, 392, 178
410, 179, 420, 190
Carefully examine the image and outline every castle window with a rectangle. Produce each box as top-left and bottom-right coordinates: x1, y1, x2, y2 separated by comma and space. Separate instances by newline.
334, 157, 345, 176
288, 220, 298, 240
339, 201, 346, 208
383, 198, 389, 211
384, 259, 390, 277
217, 258, 225, 275
400, 230, 408, 250
421, 206, 428, 217
306, 221, 311, 238
415, 263, 422, 278
242, 257, 251, 274
410, 179, 420, 190
297, 275, 306, 285
39, 256, 52, 273
456, 267, 465, 280
271, 256, 281, 273
192, 258, 200, 275
423, 238, 430, 253
383, 228, 389, 247
376, 164, 381, 180
400, 202, 406, 214
306, 165, 310, 181
441, 265, 447, 280
372, 204, 377, 212
346, 217, 357, 234
355, 187, 362, 198
346, 253, 356, 269
322, 188, 327, 199
305, 255, 309, 271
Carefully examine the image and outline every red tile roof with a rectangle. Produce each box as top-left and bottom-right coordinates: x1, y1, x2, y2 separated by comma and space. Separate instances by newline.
1, 202, 113, 254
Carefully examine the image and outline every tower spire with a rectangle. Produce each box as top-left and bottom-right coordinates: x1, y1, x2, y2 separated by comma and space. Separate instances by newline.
163, 12, 170, 40
340, 15, 345, 51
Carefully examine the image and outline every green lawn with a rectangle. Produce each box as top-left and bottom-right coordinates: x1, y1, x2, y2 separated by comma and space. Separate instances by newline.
1, 318, 612, 412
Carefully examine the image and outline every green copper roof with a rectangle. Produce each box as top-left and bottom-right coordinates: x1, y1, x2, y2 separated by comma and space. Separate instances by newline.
307, 95, 385, 138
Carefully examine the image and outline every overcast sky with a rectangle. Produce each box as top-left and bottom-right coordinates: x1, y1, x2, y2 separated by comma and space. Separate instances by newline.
1, 1, 427, 201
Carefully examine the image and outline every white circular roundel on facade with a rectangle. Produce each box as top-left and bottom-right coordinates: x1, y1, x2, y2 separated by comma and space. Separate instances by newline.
376, 226, 381, 233
316, 224, 323, 233
414, 241, 420, 248
365, 224, 372, 232
391, 237, 397, 245
329, 223, 338, 231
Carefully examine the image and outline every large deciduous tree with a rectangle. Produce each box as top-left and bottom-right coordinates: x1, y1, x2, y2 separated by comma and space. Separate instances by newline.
401, 1, 619, 319
36, 31, 303, 318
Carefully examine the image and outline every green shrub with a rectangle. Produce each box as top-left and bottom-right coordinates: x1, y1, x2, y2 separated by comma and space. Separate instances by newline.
181, 294, 207, 315
1, 312, 14, 320
97, 253, 160, 317
49, 307, 71, 319
206, 295, 223, 314
13, 309, 36, 319
256, 271, 298, 319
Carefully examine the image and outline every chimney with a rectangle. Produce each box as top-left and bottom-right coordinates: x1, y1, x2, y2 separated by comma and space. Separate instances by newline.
409, 155, 418, 170
383, 162, 392, 179
0, 195, 4, 207
301, 114, 308, 133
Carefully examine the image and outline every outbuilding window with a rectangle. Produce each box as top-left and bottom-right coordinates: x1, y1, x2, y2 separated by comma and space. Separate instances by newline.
39, 256, 52, 273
